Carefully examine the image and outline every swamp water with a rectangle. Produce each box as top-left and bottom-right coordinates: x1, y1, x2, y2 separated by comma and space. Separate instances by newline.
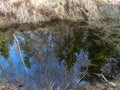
0, 21, 120, 90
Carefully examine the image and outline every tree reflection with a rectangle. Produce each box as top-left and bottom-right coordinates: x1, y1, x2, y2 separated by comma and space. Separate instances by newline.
9, 21, 120, 78
0, 33, 9, 59
56, 26, 120, 75
86, 27, 118, 75
56, 27, 88, 69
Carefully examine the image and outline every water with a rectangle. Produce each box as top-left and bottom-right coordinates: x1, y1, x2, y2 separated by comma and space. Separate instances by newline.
0, 21, 120, 89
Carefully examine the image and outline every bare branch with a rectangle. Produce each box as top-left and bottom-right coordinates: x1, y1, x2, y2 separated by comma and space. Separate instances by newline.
78, 66, 88, 84
96, 73, 117, 87
13, 33, 28, 72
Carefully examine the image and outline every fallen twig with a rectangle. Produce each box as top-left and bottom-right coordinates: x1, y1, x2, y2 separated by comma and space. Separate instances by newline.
64, 82, 71, 90
95, 73, 117, 87
78, 66, 88, 84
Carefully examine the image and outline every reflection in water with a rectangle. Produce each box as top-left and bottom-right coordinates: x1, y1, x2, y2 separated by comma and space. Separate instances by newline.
0, 22, 120, 89
0, 33, 9, 59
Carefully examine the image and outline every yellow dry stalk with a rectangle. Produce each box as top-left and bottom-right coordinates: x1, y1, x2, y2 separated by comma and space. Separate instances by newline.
30, 0, 47, 6
9, 0, 24, 4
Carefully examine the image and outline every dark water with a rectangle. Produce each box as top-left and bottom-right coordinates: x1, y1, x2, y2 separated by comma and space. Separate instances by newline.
0, 21, 120, 89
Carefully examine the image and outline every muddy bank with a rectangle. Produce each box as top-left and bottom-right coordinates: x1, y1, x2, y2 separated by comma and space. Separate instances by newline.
0, 19, 87, 32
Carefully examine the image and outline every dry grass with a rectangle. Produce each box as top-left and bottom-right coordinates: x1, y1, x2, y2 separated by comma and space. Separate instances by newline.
0, 84, 18, 90
0, 0, 120, 28
0, 0, 95, 28
0, 0, 67, 26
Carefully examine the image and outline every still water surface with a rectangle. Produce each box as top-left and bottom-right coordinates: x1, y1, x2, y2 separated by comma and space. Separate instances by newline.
0, 21, 120, 89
